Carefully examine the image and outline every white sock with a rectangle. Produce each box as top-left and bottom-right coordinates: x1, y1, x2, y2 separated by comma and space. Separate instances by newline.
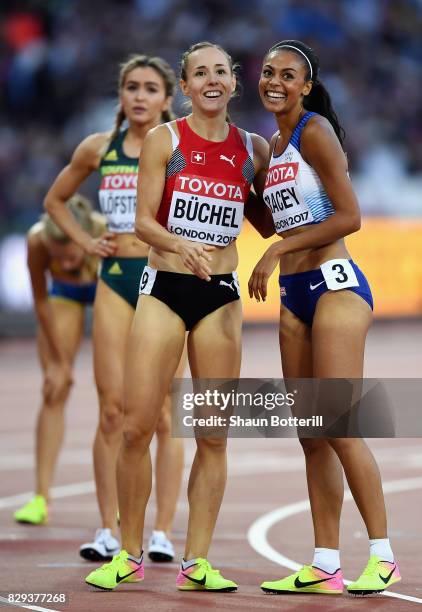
312, 548, 341, 573
128, 551, 143, 564
369, 538, 394, 562
181, 558, 197, 570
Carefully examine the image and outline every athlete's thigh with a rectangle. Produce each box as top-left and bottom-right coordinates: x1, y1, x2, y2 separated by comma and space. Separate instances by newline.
188, 300, 242, 378
92, 279, 134, 397
124, 295, 186, 430
37, 299, 85, 372
279, 304, 312, 377
312, 290, 373, 378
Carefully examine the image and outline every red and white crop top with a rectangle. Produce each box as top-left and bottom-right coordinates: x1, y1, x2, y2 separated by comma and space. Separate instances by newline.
156, 117, 255, 246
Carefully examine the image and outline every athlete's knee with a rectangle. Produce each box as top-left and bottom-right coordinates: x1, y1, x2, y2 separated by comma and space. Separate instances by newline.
122, 422, 154, 450
299, 437, 328, 456
196, 436, 227, 454
98, 393, 124, 434
42, 384, 69, 407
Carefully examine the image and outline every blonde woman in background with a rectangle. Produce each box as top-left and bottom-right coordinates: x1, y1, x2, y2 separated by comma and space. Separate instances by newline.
15, 195, 105, 525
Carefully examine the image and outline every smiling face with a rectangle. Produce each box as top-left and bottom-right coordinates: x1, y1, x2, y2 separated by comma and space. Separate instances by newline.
180, 46, 236, 116
120, 66, 171, 127
259, 49, 312, 115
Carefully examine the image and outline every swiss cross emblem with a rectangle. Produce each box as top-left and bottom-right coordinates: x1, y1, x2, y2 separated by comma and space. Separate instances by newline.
191, 151, 206, 164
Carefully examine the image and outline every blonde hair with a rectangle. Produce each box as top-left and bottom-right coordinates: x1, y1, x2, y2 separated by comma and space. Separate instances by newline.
110, 54, 177, 141
43, 194, 93, 243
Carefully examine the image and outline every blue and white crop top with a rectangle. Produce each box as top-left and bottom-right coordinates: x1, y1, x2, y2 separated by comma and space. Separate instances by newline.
263, 111, 335, 234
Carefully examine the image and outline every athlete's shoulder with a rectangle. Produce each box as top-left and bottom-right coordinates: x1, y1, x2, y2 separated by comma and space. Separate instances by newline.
250, 132, 269, 153
27, 222, 48, 263
302, 113, 337, 142
78, 132, 111, 154
301, 113, 346, 168
147, 122, 175, 143
27, 221, 47, 248
234, 128, 267, 152
142, 124, 173, 159
72, 132, 111, 169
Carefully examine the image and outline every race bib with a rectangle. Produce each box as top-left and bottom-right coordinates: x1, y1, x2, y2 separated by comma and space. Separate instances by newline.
320, 259, 359, 290
139, 266, 157, 296
263, 162, 313, 232
167, 174, 245, 246
99, 170, 138, 233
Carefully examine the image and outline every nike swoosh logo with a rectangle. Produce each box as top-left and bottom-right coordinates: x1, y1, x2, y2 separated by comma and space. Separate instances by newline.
294, 576, 333, 588
104, 545, 118, 552
309, 280, 325, 291
116, 567, 140, 583
182, 571, 206, 586
379, 566, 396, 584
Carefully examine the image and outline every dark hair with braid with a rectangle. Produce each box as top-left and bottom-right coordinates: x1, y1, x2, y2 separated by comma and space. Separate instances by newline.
110, 55, 176, 141
179, 41, 239, 123
267, 40, 345, 146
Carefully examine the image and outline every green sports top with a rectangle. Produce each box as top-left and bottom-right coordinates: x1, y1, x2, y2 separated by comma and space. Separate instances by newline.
98, 129, 139, 233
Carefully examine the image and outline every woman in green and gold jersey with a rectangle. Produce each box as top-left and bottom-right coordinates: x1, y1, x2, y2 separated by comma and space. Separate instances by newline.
44, 55, 185, 562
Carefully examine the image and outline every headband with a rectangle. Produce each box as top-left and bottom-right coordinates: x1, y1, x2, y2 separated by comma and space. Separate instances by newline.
273, 44, 313, 80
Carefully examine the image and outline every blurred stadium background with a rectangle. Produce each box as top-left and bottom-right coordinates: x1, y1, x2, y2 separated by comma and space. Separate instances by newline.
0, 0, 421, 331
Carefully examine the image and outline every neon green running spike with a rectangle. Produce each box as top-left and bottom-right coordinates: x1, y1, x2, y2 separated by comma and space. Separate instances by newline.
176, 558, 237, 592
14, 495, 48, 525
347, 555, 401, 596
85, 550, 144, 591
261, 565, 344, 594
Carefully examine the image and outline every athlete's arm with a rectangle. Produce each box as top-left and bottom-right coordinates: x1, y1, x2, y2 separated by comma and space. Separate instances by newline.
249, 119, 361, 301
274, 116, 360, 255
44, 133, 117, 258
244, 133, 275, 238
27, 230, 72, 401
135, 125, 215, 280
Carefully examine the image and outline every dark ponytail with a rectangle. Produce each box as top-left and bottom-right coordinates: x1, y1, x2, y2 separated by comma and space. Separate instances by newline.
304, 80, 345, 146
267, 39, 345, 146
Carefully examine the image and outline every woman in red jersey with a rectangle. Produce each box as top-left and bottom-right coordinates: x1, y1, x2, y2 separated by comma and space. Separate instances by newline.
85, 42, 270, 593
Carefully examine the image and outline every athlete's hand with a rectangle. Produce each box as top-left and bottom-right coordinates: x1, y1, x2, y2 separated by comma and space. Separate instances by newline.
248, 242, 282, 302
83, 232, 118, 258
43, 361, 73, 404
176, 240, 216, 281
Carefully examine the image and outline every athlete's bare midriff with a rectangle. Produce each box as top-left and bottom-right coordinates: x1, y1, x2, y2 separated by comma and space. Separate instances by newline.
113, 233, 150, 258
278, 225, 350, 275
149, 241, 238, 275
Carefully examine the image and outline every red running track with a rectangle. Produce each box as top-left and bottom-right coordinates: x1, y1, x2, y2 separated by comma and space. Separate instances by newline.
1, 322, 421, 611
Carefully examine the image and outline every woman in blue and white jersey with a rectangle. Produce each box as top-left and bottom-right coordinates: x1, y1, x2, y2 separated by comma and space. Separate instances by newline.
250, 40, 400, 597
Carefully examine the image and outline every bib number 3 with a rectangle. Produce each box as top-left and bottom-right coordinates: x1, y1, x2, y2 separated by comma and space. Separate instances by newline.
320, 259, 359, 291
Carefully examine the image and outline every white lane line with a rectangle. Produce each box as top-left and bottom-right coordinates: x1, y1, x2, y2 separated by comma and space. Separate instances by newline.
248, 476, 422, 605
0, 595, 60, 612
